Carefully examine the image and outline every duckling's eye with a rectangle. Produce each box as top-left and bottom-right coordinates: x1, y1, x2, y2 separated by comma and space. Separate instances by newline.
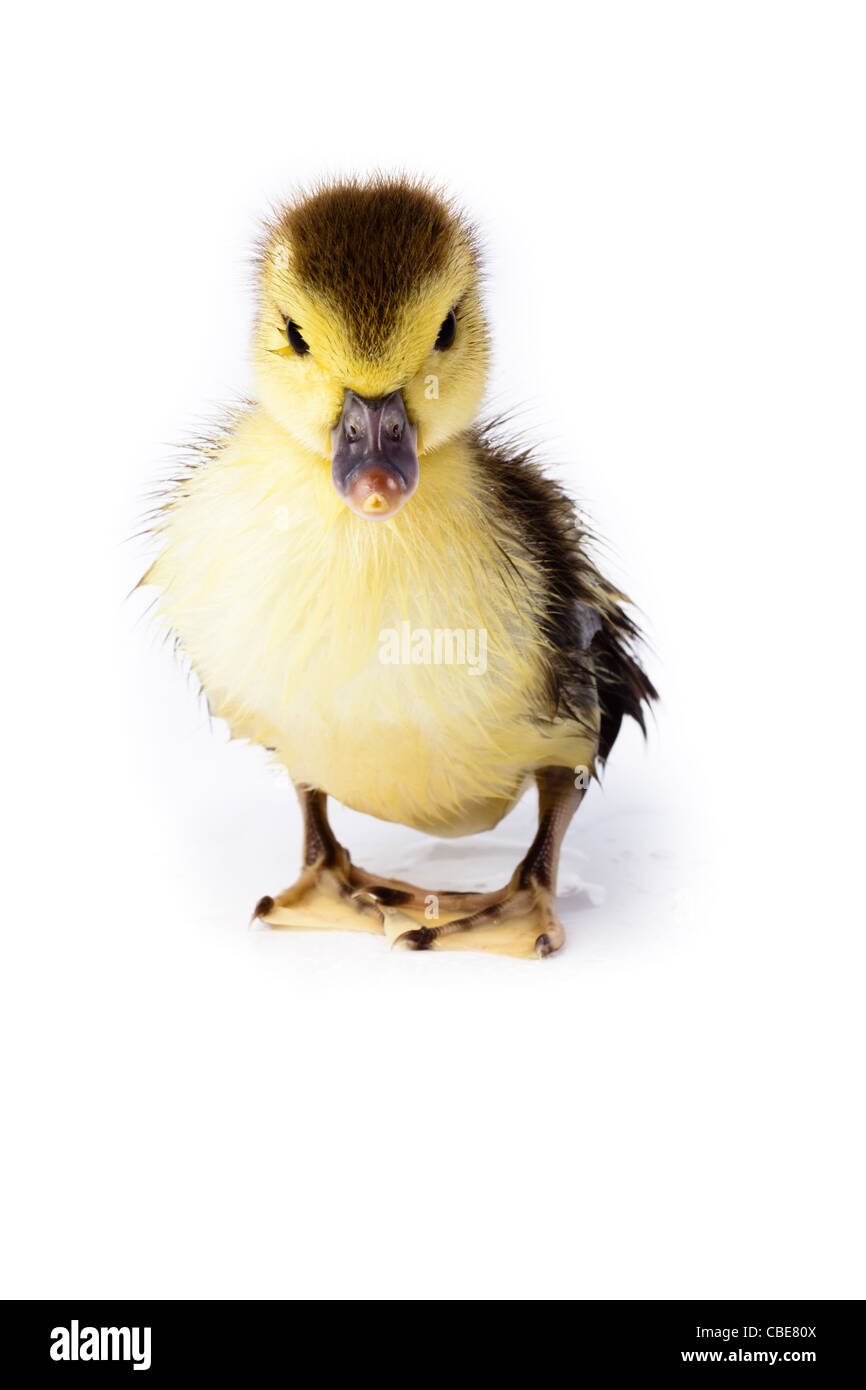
434, 308, 457, 351
286, 320, 309, 356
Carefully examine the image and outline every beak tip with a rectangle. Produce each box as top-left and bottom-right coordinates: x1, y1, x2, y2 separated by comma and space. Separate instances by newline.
361, 492, 389, 515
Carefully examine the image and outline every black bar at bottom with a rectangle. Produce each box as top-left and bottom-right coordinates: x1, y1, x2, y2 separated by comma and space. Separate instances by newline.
1, 1299, 859, 1376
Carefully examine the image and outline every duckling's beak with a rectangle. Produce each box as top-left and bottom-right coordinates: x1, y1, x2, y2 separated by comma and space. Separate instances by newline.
330, 389, 419, 520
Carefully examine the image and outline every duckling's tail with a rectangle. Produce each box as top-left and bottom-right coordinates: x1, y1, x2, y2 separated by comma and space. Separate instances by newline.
591, 598, 658, 764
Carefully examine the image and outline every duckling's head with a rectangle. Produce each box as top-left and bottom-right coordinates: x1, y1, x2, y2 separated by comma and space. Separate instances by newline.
254, 176, 488, 519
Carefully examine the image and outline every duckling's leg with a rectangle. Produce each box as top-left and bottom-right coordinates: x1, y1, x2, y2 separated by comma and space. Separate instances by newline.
253, 784, 509, 935
391, 768, 585, 959
253, 785, 383, 935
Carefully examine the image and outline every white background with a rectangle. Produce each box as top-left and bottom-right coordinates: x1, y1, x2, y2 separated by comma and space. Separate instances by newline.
1, 2, 863, 1299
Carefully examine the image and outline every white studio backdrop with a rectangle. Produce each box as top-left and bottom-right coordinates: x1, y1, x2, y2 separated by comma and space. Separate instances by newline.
0, 1, 863, 1299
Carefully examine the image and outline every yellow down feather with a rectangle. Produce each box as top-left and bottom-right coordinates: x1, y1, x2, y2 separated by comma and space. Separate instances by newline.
146, 406, 598, 835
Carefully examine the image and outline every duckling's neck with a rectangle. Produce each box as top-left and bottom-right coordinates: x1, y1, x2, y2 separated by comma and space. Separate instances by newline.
258, 407, 483, 548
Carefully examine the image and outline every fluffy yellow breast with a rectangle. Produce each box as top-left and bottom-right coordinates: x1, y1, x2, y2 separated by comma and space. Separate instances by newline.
146, 409, 597, 833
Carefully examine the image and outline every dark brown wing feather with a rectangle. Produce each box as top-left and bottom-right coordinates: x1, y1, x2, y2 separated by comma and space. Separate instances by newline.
470, 423, 657, 764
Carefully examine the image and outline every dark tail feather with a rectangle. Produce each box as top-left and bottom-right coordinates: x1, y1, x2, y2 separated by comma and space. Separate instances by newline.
592, 616, 658, 764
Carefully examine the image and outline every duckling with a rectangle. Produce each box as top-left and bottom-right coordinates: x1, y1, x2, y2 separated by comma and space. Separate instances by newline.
144, 176, 656, 959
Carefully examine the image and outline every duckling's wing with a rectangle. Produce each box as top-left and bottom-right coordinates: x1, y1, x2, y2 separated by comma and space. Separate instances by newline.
471, 423, 657, 762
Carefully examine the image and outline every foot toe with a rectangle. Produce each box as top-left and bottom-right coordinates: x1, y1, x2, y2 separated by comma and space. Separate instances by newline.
366, 885, 413, 906
349, 889, 387, 920
535, 931, 559, 959
393, 926, 439, 950
251, 894, 275, 923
